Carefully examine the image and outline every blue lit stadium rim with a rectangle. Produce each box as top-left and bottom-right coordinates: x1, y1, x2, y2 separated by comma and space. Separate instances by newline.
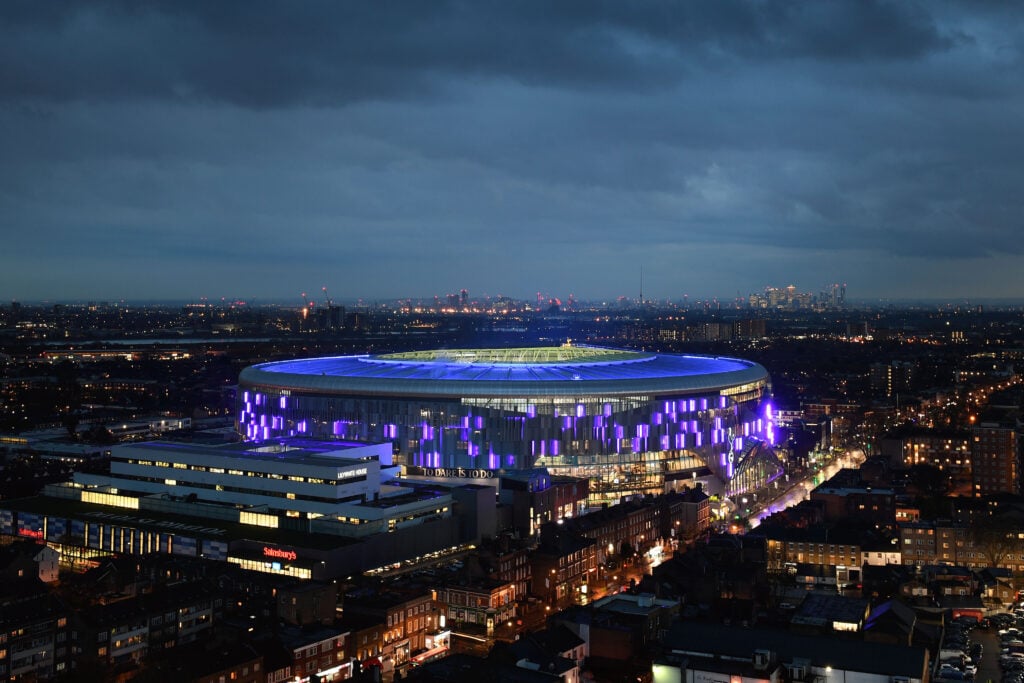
239, 346, 768, 398
236, 346, 779, 498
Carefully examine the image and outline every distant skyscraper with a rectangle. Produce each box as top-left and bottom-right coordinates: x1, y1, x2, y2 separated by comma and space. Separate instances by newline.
733, 319, 766, 339
870, 361, 914, 398
828, 283, 847, 308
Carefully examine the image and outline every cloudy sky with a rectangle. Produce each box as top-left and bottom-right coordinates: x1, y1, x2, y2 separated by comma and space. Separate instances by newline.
2, 1, 1024, 303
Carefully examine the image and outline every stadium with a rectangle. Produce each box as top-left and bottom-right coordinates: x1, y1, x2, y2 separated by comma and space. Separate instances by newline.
237, 345, 782, 502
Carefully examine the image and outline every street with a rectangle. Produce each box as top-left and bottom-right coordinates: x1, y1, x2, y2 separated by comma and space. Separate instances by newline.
750, 448, 866, 528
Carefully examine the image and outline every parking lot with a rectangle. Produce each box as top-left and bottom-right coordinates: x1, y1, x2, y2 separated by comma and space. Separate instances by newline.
942, 612, 1024, 683
937, 616, 1008, 683
974, 626, 1001, 683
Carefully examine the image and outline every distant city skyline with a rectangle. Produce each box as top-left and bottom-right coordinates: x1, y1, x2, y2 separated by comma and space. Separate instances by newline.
9, 285, 1024, 309
3, 3, 1024, 301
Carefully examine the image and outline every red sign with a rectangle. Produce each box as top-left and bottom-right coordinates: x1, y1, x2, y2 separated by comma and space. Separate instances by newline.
18, 529, 43, 540
263, 546, 297, 562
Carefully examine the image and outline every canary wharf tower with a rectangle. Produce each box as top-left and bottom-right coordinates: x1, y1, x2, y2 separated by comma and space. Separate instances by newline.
237, 345, 781, 502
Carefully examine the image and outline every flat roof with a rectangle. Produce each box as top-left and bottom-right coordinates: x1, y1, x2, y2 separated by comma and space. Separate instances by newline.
665, 621, 927, 678
1, 496, 357, 551
592, 593, 677, 616
792, 593, 869, 626
239, 346, 769, 398
113, 439, 388, 467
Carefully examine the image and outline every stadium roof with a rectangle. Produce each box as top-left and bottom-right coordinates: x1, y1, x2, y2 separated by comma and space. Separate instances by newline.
238, 346, 769, 398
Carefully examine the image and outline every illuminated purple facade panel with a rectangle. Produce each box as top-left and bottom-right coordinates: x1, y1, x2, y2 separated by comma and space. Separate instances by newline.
236, 348, 772, 480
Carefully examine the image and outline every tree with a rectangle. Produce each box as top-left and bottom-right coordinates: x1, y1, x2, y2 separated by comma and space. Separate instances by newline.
82, 423, 116, 445
61, 412, 79, 440
905, 464, 952, 496
971, 513, 1020, 569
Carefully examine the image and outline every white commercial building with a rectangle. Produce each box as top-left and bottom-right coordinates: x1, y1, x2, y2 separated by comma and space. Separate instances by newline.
7, 439, 462, 580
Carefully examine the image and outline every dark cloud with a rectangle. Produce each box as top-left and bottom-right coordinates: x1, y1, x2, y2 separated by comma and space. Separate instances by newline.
0, 0, 959, 108
2, 1, 1023, 301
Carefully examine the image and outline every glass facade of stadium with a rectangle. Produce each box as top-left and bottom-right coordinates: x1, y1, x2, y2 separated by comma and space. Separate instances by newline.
236, 348, 783, 504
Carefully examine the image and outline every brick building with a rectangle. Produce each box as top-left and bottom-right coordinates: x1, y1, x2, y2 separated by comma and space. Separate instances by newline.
552, 500, 659, 566
477, 535, 532, 606
276, 581, 336, 626
0, 585, 69, 680
763, 526, 864, 573
71, 581, 222, 670
343, 587, 436, 670
972, 419, 1019, 496
263, 624, 349, 683
880, 427, 971, 473
498, 471, 589, 538
435, 577, 516, 635
810, 481, 895, 527
530, 532, 598, 608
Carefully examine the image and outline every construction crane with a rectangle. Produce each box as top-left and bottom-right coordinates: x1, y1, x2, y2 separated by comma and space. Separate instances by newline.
300, 292, 313, 319
319, 286, 343, 331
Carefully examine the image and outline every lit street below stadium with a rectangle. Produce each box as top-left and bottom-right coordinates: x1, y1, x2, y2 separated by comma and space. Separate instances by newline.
749, 448, 866, 529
